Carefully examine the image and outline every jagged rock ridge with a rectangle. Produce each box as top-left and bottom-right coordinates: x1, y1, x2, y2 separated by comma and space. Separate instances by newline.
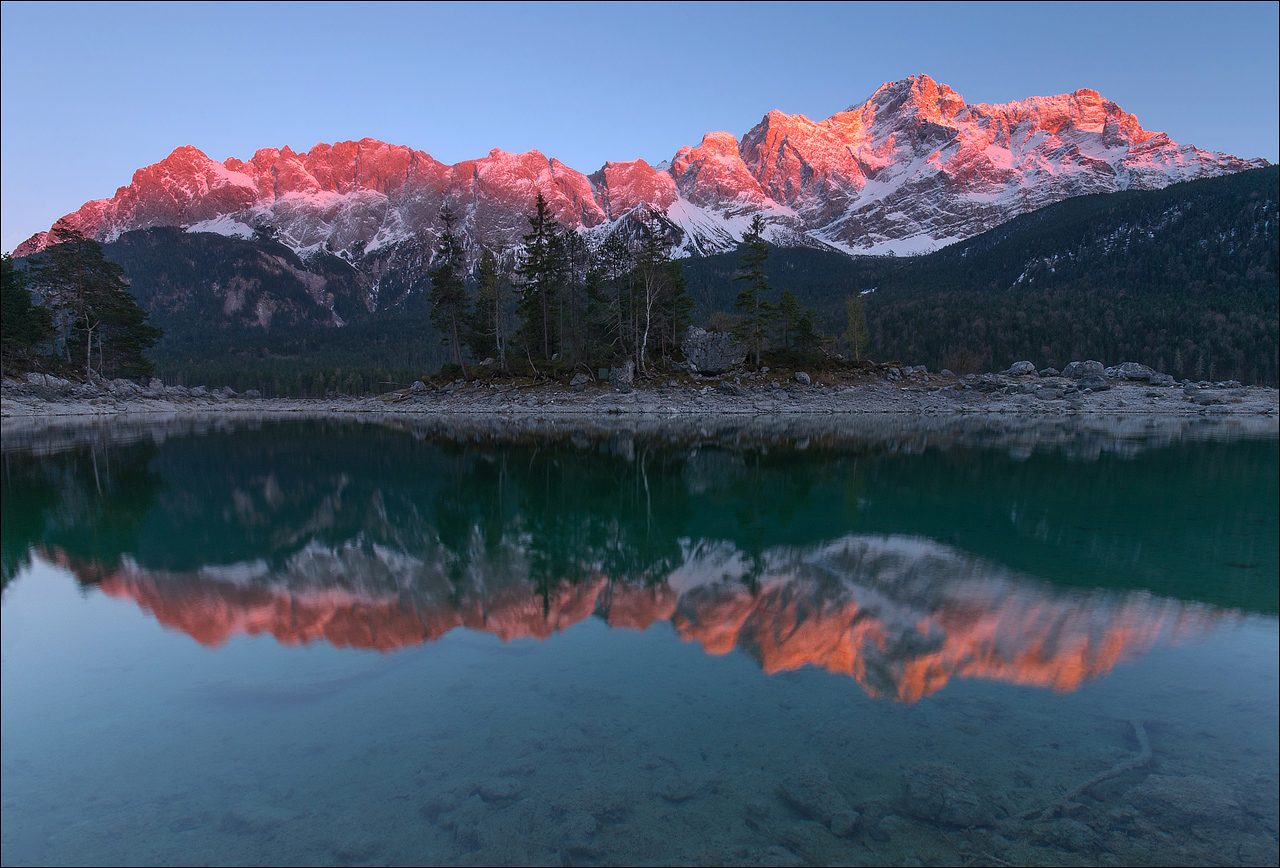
17, 75, 1266, 271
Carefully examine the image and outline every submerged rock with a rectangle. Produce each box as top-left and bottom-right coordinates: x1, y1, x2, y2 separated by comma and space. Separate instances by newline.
778, 765, 860, 836
902, 762, 995, 828
557, 810, 598, 852
1126, 775, 1247, 830
1033, 818, 1102, 853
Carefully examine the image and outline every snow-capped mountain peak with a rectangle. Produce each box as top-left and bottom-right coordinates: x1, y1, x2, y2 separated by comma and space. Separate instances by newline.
16, 76, 1266, 265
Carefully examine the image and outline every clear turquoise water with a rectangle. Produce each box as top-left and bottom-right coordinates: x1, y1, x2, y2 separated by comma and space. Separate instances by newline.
2, 417, 1277, 866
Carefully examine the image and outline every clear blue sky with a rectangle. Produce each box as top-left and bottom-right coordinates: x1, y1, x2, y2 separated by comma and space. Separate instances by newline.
3, 0, 1277, 253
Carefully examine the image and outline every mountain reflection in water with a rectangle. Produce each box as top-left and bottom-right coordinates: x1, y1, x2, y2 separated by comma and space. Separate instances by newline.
40, 533, 1228, 703
5, 416, 1273, 703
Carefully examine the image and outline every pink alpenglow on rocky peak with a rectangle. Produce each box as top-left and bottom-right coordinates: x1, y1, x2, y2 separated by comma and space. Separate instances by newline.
16, 75, 1267, 262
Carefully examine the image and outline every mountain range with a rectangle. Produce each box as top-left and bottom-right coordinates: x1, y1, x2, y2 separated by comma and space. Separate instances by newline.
16, 74, 1266, 271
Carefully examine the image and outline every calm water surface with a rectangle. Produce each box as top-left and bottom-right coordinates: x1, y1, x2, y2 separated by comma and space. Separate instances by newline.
2, 416, 1277, 867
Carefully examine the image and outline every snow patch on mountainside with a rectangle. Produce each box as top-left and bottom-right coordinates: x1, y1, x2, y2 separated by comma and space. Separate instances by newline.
186, 215, 254, 239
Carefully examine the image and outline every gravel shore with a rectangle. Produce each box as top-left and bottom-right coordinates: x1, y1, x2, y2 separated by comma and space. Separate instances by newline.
4, 367, 1277, 461
4, 367, 1277, 425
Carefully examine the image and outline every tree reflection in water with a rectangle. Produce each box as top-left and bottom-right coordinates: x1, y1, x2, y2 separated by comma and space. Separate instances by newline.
2, 418, 1274, 700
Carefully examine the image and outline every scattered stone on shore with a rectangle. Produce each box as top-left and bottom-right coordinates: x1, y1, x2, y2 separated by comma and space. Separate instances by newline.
4, 355, 1278, 426
1004, 361, 1037, 376
1062, 360, 1106, 378
1077, 373, 1111, 391
1105, 361, 1154, 381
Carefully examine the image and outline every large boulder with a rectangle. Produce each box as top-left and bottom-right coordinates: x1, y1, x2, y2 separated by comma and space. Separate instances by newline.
681, 327, 746, 374
1105, 361, 1156, 381
1004, 361, 1037, 376
26, 373, 72, 393
609, 359, 635, 390
1078, 373, 1111, 391
1061, 360, 1105, 379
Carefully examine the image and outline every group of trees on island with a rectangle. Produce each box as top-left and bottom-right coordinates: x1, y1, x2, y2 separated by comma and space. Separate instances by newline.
423, 196, 827, 382
2, 227, 161, 381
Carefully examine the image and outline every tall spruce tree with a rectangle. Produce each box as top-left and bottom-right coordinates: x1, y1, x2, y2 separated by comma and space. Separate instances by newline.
597, 232, 635, 361
774, 287, 820, 361
844, 293, 870, 360
466, 247, 508, 370
428, 209, 470, 378
732, 215, 774, 367
1, 254, 54, 377
25, 227, 161, 380
514, 193, 564, 362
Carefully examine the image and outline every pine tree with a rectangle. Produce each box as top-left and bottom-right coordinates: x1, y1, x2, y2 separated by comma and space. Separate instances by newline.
845, 293, 870, 360
466, 247, 507, 369
597, 232, 634, 361
559, 231, 595, 366
1, 253, 54, 377
428, 209, 470, 378
732, 215, 775, 367
774, 287, 819, 360
514, 193, 565, 363
25, 227, 161, 380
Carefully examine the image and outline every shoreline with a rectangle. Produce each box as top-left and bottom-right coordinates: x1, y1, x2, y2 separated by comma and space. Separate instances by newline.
4, 373, 1277, 457
4, 371, 1278, 424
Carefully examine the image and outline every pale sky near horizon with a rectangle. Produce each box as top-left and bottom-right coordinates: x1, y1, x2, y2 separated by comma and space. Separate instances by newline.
2, 0, 1277, 253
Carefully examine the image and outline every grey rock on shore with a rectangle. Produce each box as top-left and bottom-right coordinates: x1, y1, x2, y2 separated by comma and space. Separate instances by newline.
681, 326, 746, 375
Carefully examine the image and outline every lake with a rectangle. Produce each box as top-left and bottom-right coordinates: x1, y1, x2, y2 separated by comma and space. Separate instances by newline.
2, 414, 1277, 867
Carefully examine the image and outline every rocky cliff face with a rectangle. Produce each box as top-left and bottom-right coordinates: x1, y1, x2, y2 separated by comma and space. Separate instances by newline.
17, 74, 1266, 266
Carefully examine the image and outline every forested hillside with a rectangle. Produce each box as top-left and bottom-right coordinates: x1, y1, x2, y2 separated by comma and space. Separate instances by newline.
683, 166, 1278, 383
57, 165, 1279, 392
